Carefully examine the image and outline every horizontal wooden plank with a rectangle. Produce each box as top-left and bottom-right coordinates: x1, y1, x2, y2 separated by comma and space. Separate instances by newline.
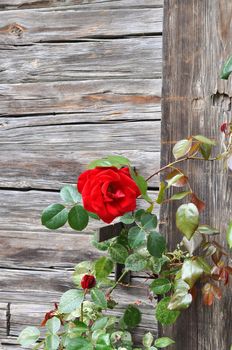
0, 189, 159, 235
0, 303, 8, 337
1, 337, 21, 350
0, 79, 161, 116
0, 37, 162, 83
0, 8, 163, 45
0, 120, 160, 150
0, 149, 160, 189
0, 0, 163, 11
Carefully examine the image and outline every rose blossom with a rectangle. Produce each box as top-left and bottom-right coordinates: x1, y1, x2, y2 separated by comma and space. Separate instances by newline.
81, 274, 96, 289
77, 167, 141, 223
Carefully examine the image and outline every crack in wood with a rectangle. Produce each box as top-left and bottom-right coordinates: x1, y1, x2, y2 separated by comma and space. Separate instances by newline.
211, 90, 232, 111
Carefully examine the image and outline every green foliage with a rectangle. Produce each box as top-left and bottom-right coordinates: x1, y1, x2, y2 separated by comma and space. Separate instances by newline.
68, 205, 89, 231
154, 337, 175, 348
149, 278, 172, 295
227, 221, 232, 249
59, 289, 84, 313
60, 185, 82, 204
88, 155, 130, 169
91, 289, 107, 309
109, 243, 128, 264
125, 253, 147, 272
123, 305, 141, 328
176, 203, 199, 240
18, 327, 40, 347
128, 226, 146, 249
155, 297, 180, 325
221, 56, 232, 79
41, 204, 68, 229
172, 139, 192, 159
147, 231, 166, 258
94, 257, 114, 280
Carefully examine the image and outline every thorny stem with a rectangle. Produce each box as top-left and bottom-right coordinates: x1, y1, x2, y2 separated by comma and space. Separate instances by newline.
108, 269, 129, 295
145, 156, 217, 182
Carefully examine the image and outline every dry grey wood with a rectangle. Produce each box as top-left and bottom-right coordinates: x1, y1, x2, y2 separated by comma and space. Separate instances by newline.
0, 0, 163, 11
161, 0, 232, 349
0, 37, 162, 83
0, 79, 161, 116
0, 8, 163, 45
0, 150, 160, 190
0, 303, 8, 338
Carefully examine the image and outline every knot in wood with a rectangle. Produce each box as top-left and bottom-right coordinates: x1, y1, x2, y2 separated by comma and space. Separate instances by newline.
7, 23, 27, 37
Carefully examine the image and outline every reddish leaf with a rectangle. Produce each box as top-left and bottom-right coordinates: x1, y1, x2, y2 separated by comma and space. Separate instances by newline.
188, 142, 201, 156
225, 266, 232, 275
166, 170, 188, 187
189, 285, 198, 300
191, 193, 206, 212
212, 285, 222, 300
41, 303, 58, 327
212, 250, 223, 265
202, 283, 214, 306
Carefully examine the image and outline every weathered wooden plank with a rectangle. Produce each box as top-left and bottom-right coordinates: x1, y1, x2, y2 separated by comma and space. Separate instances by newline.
1, 337, 21, 350
0, 0, 163, 11
0, 303, 8, 338
0, 37, 162, 83
0, 189, 158, 235
0, 120, 160, 150
161, 1, 232, 349
0, 150, 160, 189
0, 8, 163, 45
0, 79, 161, 116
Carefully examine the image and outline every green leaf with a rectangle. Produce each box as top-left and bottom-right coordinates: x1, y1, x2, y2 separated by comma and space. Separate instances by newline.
142, 332, 154, 347
193, 135, 216, 146
87, 159, 114, 169
107, 155, 130, 166
91, 317, 108, 331
91, 289, 107, 309
128, 226, 146, 249
45, 335, 60, 350
109, 243, 128, 264
176, 203, 199, 240
172, 139, 192, 159
154, 337, 175, 348
166, 174, 185, 189
170, 191, 191, 201
41, 204, 68, 230
94, 257, 114, 280
221, 56, 232, 79
181, 259, 203, 288
134, 209, 146, 221
18, 327, 40, 347
46, 317, 61, 334
155, 297, 180, 325
197, 225, 220, 235
59, 289, 84, 313
147, 231, 166, 258
120, 212, 135, 224
125, 253, 147, 272
150, 278, 172, 295
200, 143, 212, 160
141, 213, 158, 230
156, 182, 166, 204
227, 221, 232, 248
65, 337, 93, 350
88, 211, 100, 220
195, 257, 212, 274
123, 305, 141, 328
96, 334, 111, 349
134, 175, 147, 195
60, 185, 82, 204
168, 290, 192, 310
68, 205, 89, 231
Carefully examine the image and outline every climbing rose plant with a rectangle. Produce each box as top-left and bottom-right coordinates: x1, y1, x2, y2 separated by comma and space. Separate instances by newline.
18, 67, 232, 350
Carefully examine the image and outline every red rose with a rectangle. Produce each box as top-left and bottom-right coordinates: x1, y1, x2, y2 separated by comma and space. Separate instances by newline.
220, 122, 228, 133
81, 274, 96, 289
77, 167, 141, 223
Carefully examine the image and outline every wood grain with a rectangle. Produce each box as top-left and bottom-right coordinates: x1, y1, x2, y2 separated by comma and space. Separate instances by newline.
0, 8, 163, 45
161, 1, 232, 349
0, 0, 163, 11
0, 37, 162, 83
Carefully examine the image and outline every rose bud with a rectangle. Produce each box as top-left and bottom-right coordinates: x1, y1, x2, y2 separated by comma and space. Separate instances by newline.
41, 303, 58, 326
220, 122, 228, 133
77, 167, 141, 223
81, 274, 96, 290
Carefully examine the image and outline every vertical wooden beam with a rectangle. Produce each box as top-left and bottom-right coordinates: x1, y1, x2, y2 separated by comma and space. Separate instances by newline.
161, 0, 232, 349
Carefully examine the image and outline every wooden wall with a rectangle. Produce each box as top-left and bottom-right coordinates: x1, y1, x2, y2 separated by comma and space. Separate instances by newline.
0, 1, 163, 348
